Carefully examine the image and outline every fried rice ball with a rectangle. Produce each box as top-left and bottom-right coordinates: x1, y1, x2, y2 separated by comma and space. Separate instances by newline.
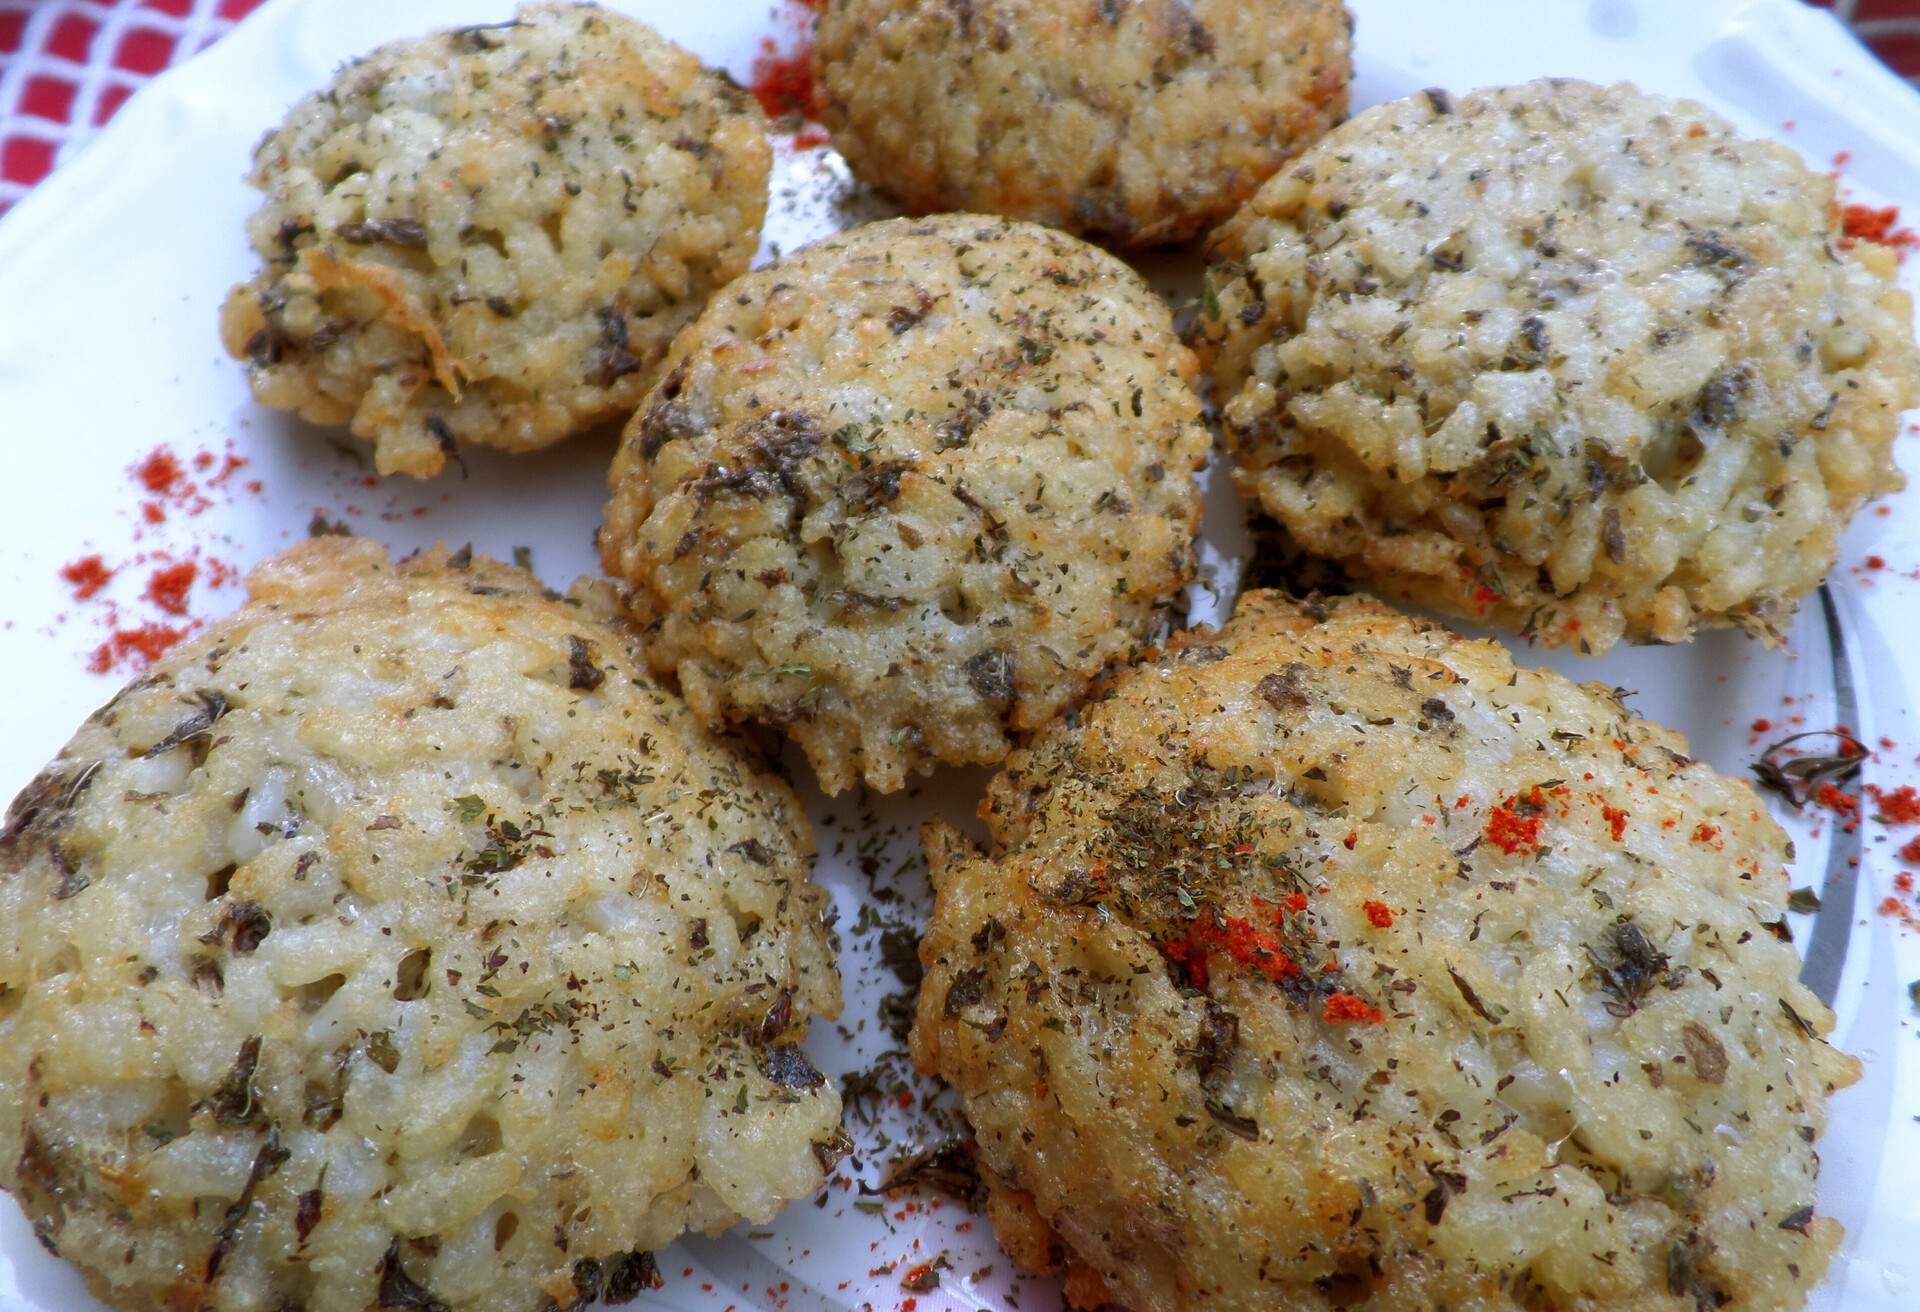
811, 0, 1352, 248
601, 214, 1210, 795
218, 2, 771, 478
915, 590, 1858, 1312
0, 538, 844, 1312
1196, 79, 1918, 651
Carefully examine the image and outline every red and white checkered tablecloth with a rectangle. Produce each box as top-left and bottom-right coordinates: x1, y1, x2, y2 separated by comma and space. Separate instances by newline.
0, 0, 261, 213
0, 0, 1916, 217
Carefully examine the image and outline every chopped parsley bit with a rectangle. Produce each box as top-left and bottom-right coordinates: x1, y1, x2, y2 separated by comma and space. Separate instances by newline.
833, 423, 877, 454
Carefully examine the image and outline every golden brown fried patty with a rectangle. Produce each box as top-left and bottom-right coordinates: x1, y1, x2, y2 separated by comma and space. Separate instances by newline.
602, 214, 1210, 794
915, 590, 1857, 1312
0, 539, 843, 1312
812, 0, 1352, 247
219, 2, 770, 477
1196, 79, 1917, 651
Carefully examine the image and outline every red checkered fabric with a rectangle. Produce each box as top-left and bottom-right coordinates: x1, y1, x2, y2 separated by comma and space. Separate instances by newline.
0, 0, 261, 213
1823, 0, 1920, 80
0, 0, 1915, 216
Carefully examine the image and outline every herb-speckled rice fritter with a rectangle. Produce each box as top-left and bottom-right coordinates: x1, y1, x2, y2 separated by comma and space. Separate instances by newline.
0, 538, 843, 1312
915, 590, 1857, 1312
813, 0, 1352, 248
1196, 79, 1918, 651
602, 214, 1211, 795
220, 2, 771, 477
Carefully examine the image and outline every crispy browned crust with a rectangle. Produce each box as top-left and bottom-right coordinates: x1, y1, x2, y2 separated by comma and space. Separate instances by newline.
219, 2, 770, 476
601, 214, 1209, 794
914, 590, 1858, 1312
0, 538, 843, 1312
1196, 80, 1918, 651
813, 0, 1352, 247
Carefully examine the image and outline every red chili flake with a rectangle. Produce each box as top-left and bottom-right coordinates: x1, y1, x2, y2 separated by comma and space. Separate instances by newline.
1455, 795, 1470, 809
1897, 871, 1915, 891
1751, 718, 1773, 733
1362, 900, 1393, 928
143, 560, 197, 616
1166, 911, 1300, 988
1900, 837, 1920, 865
1867, 785, 1920, 825
1839, 203, 1919, 258
87, 622, 188, 674
134, 446, 185, 496
895, 1091, 913, 1109
1212, 917, 1299, 982
1814, 784, 1860, 819
1600, 805, 1629, 841
1693, 822, 1720, 844
749, 39, 818, 120
1484, 800, 1543, 855
1865, 555, 1887, 570
59, 554, 114, 600
207, 453, 249, 487
1322, 992, 1384, 1024
1283, 892, 1309, 913
1342, 831, 1358, 850
1162, 936, 1208, 991
1878, 896, 1920, 930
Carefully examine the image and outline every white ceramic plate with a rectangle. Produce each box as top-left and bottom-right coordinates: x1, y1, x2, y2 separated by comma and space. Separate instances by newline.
3, 0, 1919, 1308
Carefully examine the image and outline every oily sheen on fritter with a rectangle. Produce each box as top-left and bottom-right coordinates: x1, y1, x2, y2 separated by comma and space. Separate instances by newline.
0, 539, 843, 1312
915, 591, 1857, 1312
